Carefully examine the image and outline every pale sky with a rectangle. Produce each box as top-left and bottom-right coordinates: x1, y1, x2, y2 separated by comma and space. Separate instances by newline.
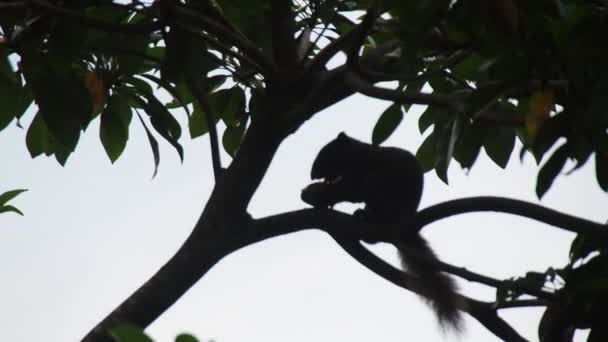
1, 91, 605, 342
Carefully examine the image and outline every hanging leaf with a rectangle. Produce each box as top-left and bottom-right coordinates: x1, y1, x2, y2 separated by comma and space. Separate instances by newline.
25, 112, 55, 158
536, 144, 569, 198
372, 104, 403, 145
100, 93, 132, 163
136, 113, 161, 178
222, 120, 246, 157
84, 70, 106, 117
416, 131, 438, 173
484, 125, 516, 168
21, 52, 91, 154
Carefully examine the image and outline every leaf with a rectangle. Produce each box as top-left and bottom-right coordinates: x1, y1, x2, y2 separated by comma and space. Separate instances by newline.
189, 102, 210, 139
0, 189, 27, 206
133, 89, 184, 162
536, 144, 569, 198
100, 93, 132, 163
531, 112, 568, 163
483, 126, 515, 168
21, 52, 90, 151
418, 105, 450, 134
454, 121, 486, 170
0, 205, 24, 216
416, 131, 438, 173
212, 87, 246, 125
372, 104, 403, 145
0, 48, 32, 131
139, 74, 191, 117
84, 71, 106, 117
109, 324, 153, 342
596, 152, 608, 192
25, 112, 54, 158
222, 121, 246, 157
136, 113, 160, 178
569, 233, 608, 264
527, 89, 554, 140
434, 120, 460, 184
175, 333, 199, 342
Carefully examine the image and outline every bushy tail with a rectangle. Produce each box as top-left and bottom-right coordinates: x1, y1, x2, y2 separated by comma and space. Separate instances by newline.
396, 235, 464, 331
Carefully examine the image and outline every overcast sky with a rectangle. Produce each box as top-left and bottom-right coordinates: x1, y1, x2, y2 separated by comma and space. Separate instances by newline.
1, 90, 605, 342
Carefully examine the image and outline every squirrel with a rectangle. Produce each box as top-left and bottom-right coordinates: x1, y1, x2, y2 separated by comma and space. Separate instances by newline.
301, 132, 463, 331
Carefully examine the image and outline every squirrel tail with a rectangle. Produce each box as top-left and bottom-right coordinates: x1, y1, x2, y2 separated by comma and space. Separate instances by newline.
396, 235, 464, 332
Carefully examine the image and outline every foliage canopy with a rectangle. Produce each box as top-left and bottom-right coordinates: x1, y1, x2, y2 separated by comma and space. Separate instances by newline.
1, 1, 608, 341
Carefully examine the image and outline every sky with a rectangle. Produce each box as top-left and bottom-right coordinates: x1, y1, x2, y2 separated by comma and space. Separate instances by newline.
1, 90, 606, 342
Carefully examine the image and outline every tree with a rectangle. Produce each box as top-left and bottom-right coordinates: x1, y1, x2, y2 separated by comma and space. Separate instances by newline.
1, 1, 607, 341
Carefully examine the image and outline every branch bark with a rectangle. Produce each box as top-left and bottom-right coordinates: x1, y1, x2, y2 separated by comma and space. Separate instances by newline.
332, 237, 530, 342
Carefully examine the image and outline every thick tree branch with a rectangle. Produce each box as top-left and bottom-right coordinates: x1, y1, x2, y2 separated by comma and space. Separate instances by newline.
83, 114, 287, 341
271, 0, 297, 68
186, 78, 222, 180
248, 208, 557, 300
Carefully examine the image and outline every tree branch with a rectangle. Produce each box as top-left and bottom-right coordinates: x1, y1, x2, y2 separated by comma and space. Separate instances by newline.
331, 237, 529, 342
171, 3, 275, 75
344, 70, 464, 109
27, 0, 162, 34
271, 0, 297, 68
307, 0, 380, 72
417, 196, 608, 238
186, 78, 223, 180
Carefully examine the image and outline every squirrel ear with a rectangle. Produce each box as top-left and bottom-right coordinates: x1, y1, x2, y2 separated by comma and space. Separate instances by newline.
338, 132, 347, 139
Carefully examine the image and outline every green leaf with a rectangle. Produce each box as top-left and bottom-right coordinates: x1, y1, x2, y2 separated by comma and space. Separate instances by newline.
21, 53, 90, 151
189, 101, 210, 139
175, 333, 199, 342
139, 74, 191, 117
372, 104, 403, 145
222, 121, 246, 157
26, 112, 55, 158
532, 113, 568, 163
418, 105, 450, 134
416, 131, 438, 173
136, 113, 161, 178
133, 89, 184, 162
211, 87, 246, 125
0, 205, 24, 216
536, 144, 569, 198
596, 152, 608, 192
454, 121, 486, 170
0, 189, 27, 206
434, 120, 460, 184
100, 93, 132, 163
484, 126, 515, 168
109, 324, 153, 342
